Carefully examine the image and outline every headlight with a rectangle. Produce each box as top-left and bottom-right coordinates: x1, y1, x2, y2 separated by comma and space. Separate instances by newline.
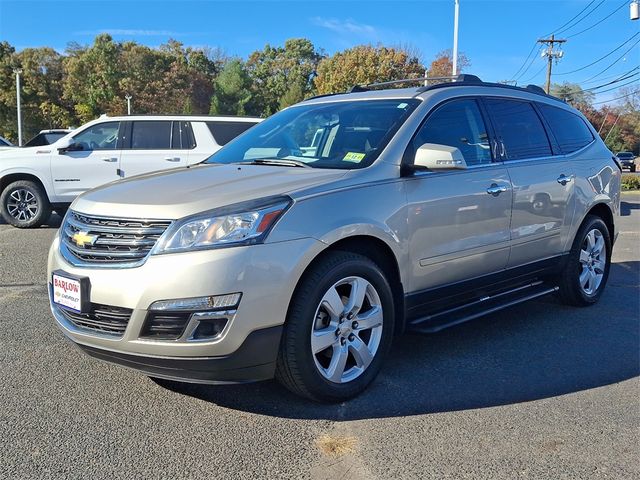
152, 196, 291, 254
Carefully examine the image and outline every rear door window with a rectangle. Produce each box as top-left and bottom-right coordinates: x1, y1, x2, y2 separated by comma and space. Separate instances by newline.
130, 121, 172, 149
484, 98, 552, 160
207, 121, 258, 146
537, 103, 594, 154
171, 121, 196, 149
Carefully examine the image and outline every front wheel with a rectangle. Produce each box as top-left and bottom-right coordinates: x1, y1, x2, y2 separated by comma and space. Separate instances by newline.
276, 251, 395, 402
557, 215, 611, 306
0, 180, 51, 228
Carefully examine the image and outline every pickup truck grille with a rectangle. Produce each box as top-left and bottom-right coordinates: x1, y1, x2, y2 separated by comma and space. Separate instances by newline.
61, 211, 172, 266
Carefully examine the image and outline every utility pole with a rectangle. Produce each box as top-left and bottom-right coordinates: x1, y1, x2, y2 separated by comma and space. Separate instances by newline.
14, 69, 23, 146
452, 0, 460, 77
125, 95, 132, 115
537, 34, 566, 94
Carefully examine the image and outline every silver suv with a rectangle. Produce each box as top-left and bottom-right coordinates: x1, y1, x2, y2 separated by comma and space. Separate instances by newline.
47, 75, 621, 402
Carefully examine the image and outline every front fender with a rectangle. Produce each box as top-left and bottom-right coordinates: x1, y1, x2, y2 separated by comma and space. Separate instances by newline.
0, 165, 55, 201
268, 180, 409, 284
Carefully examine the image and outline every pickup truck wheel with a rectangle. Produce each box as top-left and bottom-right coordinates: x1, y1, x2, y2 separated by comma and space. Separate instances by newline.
557, 215, 611, 306
0, 180, 51, 228
276, 251, 394, 402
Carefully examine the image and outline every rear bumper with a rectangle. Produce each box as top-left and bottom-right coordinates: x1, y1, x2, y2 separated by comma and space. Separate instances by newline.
73, 325, 283, 384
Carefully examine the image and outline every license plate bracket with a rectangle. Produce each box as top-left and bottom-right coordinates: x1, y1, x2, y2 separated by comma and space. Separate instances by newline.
52, 270, 91, 313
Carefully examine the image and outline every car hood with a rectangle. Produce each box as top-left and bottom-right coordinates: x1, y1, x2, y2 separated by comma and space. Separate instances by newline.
72, 163, 349, 219
0, 145, 53, 164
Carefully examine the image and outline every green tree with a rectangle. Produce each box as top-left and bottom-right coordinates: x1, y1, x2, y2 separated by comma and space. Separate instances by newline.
210, 59, 254, 115
247, 38, 323, 116
550, 82, 594, 110
0, 41, 19, 141
63, 34, 123, 121
314, 45, 424, 94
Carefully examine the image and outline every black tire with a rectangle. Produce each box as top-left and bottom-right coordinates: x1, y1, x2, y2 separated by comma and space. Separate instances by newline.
630, 165, 636, 173
557, 215, 611, 306
0, 180, 51, 228
276, 251, 395, 402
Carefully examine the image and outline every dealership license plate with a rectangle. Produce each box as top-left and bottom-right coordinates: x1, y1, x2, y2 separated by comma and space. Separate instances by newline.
52, 273, 84, 312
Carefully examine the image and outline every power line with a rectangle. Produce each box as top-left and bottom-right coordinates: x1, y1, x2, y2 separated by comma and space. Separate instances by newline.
582, 37, 640, 82
580, 65, 640, 85
550, 0, 604, 36
520, 62, 548, 84
588, 76, 640, 94
554, 32, 640, 75
585, 70, 640, 92
562, 70, 639, 102
510, 43, 538, 81
513, 47, 543, 82
591, 89, 639, 105
511, 0, 599, 81
566, 0, 630, 39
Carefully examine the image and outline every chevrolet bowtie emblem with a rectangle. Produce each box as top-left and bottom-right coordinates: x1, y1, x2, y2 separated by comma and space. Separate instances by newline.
72, 231, 98, 247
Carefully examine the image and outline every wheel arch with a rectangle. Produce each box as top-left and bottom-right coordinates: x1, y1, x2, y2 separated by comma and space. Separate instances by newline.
291, 234, 406, 335
0, 172, 52, 201
584, 202, 615, 243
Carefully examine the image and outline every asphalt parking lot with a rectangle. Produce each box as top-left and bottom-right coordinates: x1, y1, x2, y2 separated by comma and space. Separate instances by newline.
1, 194, 638, 480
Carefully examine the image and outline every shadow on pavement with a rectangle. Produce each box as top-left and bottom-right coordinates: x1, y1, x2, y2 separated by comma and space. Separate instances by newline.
0, 212, 62, 228
158, 261, 640, 420
621, 200, 640, 216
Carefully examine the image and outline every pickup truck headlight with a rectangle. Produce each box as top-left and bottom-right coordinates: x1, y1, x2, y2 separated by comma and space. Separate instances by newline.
153, 196, 291, 254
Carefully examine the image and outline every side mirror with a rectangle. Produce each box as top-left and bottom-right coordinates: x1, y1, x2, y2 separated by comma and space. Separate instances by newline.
412, 143, 467, 171
57, 137, 82, 153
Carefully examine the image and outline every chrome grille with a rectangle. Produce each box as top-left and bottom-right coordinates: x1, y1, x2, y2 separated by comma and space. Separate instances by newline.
61, 211, 172, 266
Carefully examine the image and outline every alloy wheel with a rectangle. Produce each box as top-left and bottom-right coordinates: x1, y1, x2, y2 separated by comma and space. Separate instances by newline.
6, 188, 39, 222
310, 276, 384, 384
579, 228, 606, 296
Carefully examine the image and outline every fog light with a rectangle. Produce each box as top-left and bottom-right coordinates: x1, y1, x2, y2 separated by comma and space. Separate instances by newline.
191, 312, 229, 340
149, 293, 241, 311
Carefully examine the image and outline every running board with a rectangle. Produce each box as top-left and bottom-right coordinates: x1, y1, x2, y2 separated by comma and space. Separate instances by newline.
407, 281, 559, 334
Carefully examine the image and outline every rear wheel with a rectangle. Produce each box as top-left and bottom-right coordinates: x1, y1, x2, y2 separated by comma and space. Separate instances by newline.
557, 215, 611, 306
0, 180, 51, 228
276, 251, 395, 402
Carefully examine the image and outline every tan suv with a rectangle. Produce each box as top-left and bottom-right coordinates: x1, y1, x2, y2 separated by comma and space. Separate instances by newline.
47, 75, 621, 402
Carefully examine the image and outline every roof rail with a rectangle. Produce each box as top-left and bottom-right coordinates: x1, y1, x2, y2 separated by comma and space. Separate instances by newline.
346, 74, 480, 93
316, 73, 559, 102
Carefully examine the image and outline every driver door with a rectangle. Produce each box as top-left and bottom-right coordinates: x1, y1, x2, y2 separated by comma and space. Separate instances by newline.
405, 98, 512, 292
51, 121, 123, 202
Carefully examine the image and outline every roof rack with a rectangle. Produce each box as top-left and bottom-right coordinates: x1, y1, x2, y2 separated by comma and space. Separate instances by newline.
308, 73, 558, 102
414, 76, 558, 100
347, 74, 482, 93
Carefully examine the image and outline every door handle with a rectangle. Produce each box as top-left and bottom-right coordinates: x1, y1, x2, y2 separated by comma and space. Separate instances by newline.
486, 184, 509, 196
164, 157, 181, 162
101, 157, 117, 163
557, 174, 574, 186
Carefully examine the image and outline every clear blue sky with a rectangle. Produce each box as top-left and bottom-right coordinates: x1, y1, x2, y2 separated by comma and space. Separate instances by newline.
1, 0, 638, 103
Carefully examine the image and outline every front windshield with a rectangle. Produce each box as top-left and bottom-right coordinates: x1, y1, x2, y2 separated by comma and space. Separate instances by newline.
206, 99, 419, 169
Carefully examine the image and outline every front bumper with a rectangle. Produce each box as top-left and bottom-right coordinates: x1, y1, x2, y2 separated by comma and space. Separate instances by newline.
73, 325, 283, 384
47, 234, 324, 383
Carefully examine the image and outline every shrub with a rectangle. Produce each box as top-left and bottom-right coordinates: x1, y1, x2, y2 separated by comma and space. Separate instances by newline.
621, 174, 640, 191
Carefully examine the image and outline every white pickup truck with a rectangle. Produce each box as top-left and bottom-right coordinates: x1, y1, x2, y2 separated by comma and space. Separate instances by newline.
0, 115, 261, 227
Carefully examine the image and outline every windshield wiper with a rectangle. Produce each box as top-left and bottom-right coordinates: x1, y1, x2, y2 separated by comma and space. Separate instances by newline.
238, 158, 312, 168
